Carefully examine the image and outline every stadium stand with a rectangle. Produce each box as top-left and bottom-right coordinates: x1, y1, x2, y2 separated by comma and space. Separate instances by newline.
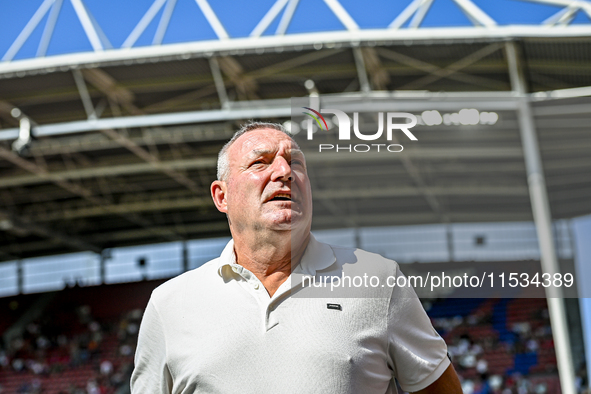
0, 279, 562, 394
0, 280, 166, 394
427, 297, 560, 394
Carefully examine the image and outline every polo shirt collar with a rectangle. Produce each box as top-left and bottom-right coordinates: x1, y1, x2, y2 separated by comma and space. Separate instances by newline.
293, 233, 336, 276
217, 238, 238, 278
216, 233, 336, 279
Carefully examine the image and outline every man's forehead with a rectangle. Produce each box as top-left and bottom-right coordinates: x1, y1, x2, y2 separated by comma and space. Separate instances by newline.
231, 129, 300, 156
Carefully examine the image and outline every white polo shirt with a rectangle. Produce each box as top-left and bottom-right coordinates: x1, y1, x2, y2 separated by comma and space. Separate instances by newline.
131, 234, 449, 394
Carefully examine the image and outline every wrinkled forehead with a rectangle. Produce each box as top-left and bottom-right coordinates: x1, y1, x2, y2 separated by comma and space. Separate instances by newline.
230, 129, 301, 159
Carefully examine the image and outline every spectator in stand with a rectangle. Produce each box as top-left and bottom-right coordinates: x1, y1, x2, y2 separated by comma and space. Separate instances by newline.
119, 343, 133, 357
462, 379, 475, 394
476, 358, 488, 379
100, 359, 113, 376
86, 378, 100, 394
525, 337, 539, 353
12, 357, 25, 372
0, 350, 9, 368
69, 340, 81, 367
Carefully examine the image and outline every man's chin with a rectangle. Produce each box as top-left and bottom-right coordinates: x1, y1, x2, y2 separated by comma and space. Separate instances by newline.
268, 222, 292, 231
263, 210, 310, 232
267, 220, 304, 233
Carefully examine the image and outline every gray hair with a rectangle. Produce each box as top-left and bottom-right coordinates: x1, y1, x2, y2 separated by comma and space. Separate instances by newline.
216, 121, 296, 181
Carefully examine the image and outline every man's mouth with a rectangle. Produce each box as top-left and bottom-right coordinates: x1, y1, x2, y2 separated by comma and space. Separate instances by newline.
269, 193, 292, 202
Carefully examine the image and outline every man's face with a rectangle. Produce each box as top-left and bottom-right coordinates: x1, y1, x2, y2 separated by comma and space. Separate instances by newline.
221, 128, 312, 237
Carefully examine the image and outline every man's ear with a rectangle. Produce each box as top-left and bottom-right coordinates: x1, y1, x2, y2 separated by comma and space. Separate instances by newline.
211, 180, 228, 213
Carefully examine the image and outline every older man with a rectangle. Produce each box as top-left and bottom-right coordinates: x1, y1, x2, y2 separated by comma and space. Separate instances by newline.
131, 122, 462, 393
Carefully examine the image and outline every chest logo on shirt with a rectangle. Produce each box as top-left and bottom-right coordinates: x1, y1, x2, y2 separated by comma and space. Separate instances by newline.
327, 303, 342, 311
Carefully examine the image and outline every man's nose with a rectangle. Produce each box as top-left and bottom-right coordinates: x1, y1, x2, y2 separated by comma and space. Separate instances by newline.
271, 156, 292, 182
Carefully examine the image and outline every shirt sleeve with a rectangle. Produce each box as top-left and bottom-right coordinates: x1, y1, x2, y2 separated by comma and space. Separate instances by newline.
387, 268, 450, 393
131, 297, 173, 394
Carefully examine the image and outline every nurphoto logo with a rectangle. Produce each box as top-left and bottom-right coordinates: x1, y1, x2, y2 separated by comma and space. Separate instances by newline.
300, 107, 418, 153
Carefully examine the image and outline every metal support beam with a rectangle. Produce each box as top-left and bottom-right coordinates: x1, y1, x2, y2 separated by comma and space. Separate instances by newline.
409, 0, 434, 29
17, 260, 24, 294
0, 157, 216, 188
352, 48, 371, 93
100, 128, 201, 193
4, 25, 591, 77
218, 56, 260, 100
73, 68, 204, 195
505, 40, 576, 394
387, 130, 452, 223
0, 145, 527, 190
521, 0, 591, 20
446, 224, 455, 262
142, 85, 218, 113
359, 48, 390, 90
312, 211, 533, 228
193, 0, 229, 40
544, 5, 579, 26
122, 0, 168, 48
100, 249, 108, 284
72, 69, 97, 120
89, 221, 229, 243
153, 0, 178, 45
19, 183, 527, 222
85, 4, 112, 49
390, 0, 425, 29
452, 0, 497, 27
37, 0, 63, 57
250, 0, 290, 37
2, 0, 55, 62
69, 0, 104, 52
276, 0, 299, 35
0, 208, 101, 253
0, 144, 182, 243
182, 241, 189, 272
377, 43, 506, 90
323, 0, 359, 31
209, 57, 230, 109
0, 92, 520, 141
80, 68, 140, 114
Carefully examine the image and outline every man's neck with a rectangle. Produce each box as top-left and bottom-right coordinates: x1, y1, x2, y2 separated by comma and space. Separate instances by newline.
232, 231, 310, 297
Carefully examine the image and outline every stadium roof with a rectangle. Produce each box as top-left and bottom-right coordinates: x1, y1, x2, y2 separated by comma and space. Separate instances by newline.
0, 0, 590, 261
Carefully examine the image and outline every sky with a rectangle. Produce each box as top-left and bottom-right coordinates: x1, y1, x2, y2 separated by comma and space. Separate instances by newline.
1, 0, 591, 60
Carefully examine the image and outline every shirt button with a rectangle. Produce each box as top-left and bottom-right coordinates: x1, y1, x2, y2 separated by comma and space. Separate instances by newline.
253, 283, 259, 290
